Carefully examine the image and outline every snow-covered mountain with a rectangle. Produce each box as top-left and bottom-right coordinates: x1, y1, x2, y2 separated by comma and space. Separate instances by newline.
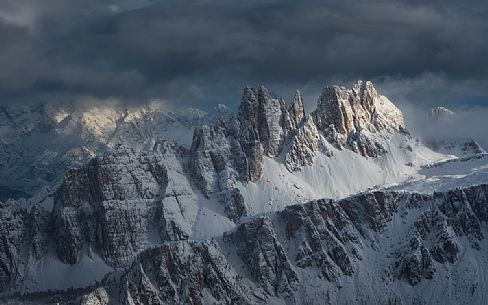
0, 102, 228, 201
0, 81, 487, 305
423, 106, 485, 157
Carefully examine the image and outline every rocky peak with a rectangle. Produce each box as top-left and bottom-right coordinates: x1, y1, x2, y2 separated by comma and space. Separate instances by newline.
289, 90, 305, 127
236, 85, 289, 158
237, 86, 260, 125
224, 216, 298, 297
191, 85, 292, 189
191, 81, 415, 188
313, 80, 404, 134
310, 80, 405, 157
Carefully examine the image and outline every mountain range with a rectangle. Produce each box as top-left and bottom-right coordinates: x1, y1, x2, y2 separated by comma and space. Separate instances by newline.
0, 81, 487, 305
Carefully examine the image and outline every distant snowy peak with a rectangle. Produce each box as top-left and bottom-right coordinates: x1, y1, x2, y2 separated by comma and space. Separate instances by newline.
0, 101, 218, 200
424, 106, 485, 157
431, 106, 455, 120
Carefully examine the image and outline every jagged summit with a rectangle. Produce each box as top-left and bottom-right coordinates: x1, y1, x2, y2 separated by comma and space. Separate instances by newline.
189, 80, 433, 208
289, 90, 305, 126
313, 80, 404, 133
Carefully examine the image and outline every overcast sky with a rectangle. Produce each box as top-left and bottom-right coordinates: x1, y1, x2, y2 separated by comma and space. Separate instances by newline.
0, 0, 487, 112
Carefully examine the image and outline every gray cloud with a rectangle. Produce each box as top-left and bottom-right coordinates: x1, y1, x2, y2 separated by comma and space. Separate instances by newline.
0, 0, 487, 110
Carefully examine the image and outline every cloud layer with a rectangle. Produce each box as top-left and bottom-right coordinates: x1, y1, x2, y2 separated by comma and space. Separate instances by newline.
0, 0, 487, 110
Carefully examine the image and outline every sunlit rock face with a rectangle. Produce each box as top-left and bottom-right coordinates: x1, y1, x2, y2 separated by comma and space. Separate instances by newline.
312, 80, 405, 157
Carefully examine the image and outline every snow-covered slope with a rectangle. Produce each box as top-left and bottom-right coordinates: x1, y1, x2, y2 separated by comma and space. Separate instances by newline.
382, 153, 488, 194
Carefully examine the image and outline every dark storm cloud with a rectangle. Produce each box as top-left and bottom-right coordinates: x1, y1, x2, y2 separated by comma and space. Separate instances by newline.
0, 0, 487, 109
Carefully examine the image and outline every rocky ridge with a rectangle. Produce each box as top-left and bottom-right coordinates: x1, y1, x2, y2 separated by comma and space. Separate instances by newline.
5, 184, 487, 304
190, 80, 409, 196
104, 184, 488, 305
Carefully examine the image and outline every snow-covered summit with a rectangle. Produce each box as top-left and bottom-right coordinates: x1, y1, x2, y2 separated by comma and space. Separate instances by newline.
423, 106, 485, 157
431, 106, 455, 120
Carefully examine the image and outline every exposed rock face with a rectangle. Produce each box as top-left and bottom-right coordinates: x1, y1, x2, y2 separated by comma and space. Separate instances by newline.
53, 146, 168, 266
394, 185, 488, 285
189, 123, 248, 221
76, 184, 488, 305
0, 203, 28, 291
0, 200, 52, 292
52, 141, 200, 267
284, 116, 331, 171
289, 91, 305, 127
0, 102, 222, 201
281, 199, 358, 281
312, 80, 404, 157
313, 81, 404, 134
190, 123, 242, 196
234, 86, 292, 177
192, 80, 408, 185
189, 85, 310, 219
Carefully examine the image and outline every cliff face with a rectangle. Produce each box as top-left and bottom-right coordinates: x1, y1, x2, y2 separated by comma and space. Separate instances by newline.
52, 146, 168, 266
313, 81, 404, 134
119, 241, 253, 305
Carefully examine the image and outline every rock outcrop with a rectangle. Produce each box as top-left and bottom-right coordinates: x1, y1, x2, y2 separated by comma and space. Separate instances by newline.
191, 80, 408, 191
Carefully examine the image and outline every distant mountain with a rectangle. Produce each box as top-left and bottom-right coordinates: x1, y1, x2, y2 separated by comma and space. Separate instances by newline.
0, 102, 228, 201
431, 106, 455, 120
423, 106, 485, 157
